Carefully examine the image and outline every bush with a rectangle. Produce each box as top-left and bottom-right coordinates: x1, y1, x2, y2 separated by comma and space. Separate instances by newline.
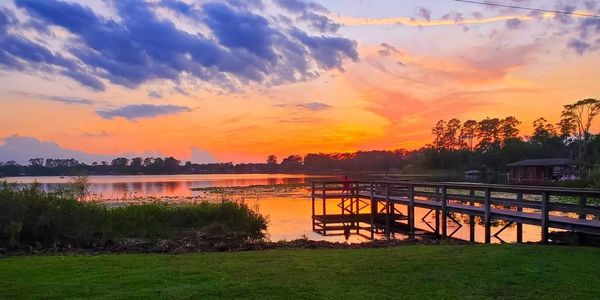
0, 183, 267, 249
588, 168, 600, 188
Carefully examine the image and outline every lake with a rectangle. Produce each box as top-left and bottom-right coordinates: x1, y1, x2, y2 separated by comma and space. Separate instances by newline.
4, 174, 335, 198
4, 174, 544, 243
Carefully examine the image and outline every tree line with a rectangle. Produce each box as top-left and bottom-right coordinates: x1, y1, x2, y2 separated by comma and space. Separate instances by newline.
425, 99, 600, 173
1, 99, 598, 178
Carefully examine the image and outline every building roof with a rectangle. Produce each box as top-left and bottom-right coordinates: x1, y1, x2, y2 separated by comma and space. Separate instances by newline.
506, 158, 573, 167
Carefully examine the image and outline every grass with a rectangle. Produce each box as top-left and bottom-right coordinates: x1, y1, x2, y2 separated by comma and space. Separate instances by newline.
1, 245, 600, 299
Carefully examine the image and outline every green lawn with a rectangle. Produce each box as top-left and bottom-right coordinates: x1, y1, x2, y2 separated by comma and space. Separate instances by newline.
1, 245, 599, 299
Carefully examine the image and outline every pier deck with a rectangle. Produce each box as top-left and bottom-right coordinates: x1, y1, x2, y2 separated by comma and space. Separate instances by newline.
311, 181, 600, 243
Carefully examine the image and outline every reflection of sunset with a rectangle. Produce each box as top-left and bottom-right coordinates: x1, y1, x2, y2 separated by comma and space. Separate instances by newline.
6, 174, 336, 198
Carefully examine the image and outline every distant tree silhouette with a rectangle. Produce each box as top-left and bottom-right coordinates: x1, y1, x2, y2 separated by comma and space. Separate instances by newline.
266, 155, 278, 173
460, 120, 478, 151
477, 118, 501, 151
561, 98, 600, 171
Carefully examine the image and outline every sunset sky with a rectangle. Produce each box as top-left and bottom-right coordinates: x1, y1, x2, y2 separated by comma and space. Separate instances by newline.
1, 0, 599, 163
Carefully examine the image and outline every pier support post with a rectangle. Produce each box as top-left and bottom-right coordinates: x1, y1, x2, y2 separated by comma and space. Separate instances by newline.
516, 192, 523, 243
311, 181, 316, 231
578, 196, 587, 219
434, 209, 440, 237
408, 185, 415, 238
484, 188, 491, 244
441, 186, 447, 238
578, 196, 587, 244
541, 192, 550, 244
322, 183, 327, 235
469, 189, 475, 242
385, 183, 391, 240
370, 183, 375, 239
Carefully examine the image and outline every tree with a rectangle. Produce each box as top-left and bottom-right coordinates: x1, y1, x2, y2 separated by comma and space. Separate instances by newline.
164, 157, 181, 173
531, 117, 558, 145
460, 120, 478, 151
28, 158, 44, 167
130, 157, 143, 173
561, 98, 600, 171
432, 120, 446, 149
266, 155, 278, 172
111, 157, 129, 167
444, 118, 463, 150
130, 157, 143, 168
143, 157, 154, 167
266, 155, 278, 165
280, 155, 303, 172
499, 116, 521, 143
477, 118, 501, 150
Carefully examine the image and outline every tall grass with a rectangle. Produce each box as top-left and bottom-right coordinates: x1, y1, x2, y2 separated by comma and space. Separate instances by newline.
0, 183, 267, 249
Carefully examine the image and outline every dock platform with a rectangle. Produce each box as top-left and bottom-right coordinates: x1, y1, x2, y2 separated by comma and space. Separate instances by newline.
311, 181, 600, 243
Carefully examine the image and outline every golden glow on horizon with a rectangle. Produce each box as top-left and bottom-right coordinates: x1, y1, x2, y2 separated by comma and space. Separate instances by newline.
331, 11, 593, 27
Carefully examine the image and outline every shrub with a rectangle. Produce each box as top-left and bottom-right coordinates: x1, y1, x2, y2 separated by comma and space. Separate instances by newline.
0, 183, 267, 249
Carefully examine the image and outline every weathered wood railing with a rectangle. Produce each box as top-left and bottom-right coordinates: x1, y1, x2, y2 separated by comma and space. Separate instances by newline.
311, 181, 600, 243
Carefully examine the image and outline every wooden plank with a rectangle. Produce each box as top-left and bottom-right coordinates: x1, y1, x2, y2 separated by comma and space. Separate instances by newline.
313, 180, 600, 197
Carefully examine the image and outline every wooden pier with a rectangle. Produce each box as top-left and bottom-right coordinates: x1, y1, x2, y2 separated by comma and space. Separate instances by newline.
311, 181, 600, 243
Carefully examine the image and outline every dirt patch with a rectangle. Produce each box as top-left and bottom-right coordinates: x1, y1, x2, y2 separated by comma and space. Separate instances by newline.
1, 231, 472, 256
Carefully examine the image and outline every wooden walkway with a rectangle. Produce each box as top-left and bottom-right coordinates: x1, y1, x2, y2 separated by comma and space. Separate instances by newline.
311, 181, 600, 243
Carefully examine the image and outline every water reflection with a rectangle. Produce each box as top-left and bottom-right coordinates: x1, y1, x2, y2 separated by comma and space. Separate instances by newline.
2, 174, 556, 243
5, 174, 334, 199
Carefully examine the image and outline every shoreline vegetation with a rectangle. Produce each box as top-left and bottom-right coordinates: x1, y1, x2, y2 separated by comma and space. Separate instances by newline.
0, 183, 267, 254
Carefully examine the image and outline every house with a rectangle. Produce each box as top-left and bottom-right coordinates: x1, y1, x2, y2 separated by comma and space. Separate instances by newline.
507, 158, 575, 184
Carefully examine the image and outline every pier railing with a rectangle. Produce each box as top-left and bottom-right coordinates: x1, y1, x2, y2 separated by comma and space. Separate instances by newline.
311, 181, 600, 243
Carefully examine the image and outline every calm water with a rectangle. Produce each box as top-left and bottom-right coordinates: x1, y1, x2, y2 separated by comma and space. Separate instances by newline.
4, 174, 335, 198
4, 174, 348, 242
4, 174, 545, 243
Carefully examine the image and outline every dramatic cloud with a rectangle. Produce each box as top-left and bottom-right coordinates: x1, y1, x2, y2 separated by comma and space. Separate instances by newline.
8, 0, 357, 92
147, 90, 162, 99
415, 7, 431, 22
0, 8, 105, 91
378, 43, 400, 57
276, 101, 332, 111
190, 146, 217, 164
0, 135, 115, 164
96, 104, 193, 120
0, 135, 214, 164
273, 0, 340, 32
505, 18, 523, 29
295, 102, 332, 111
42, 96, 97, 105
568, 38, 599, 55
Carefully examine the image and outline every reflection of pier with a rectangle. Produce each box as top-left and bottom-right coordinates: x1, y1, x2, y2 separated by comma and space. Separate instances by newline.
311, 181, 600, 243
